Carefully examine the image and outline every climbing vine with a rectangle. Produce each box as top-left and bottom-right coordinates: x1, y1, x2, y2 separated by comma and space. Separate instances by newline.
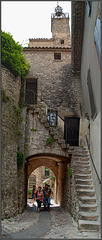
17, 146, 25, 168
1, 30, 30, 79
67, 164, 72, 177
1, 89, 9, 102
46, 137, 55, 145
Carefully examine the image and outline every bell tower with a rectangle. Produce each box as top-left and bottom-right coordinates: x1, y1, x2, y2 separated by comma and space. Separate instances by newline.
51, 3, 71, 47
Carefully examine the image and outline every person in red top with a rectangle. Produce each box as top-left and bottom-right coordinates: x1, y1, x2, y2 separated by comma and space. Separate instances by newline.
36, 186, 44, 213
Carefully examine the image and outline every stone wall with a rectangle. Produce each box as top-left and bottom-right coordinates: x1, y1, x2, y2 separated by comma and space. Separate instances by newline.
1, 65, 21, 218
29, 38, 54, 48
80, 1, 101, 212
23, 48, 82, 119
62, 157, 79, 221
71, 1, 85, 72
51, 17, 71, 48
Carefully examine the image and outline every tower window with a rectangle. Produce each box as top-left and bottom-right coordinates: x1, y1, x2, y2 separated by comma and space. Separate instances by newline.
61, 40, 64, 44
54, 53, 61, 60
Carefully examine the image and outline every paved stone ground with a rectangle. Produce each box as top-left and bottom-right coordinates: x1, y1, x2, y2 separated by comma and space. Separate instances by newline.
1, 199, 101, 239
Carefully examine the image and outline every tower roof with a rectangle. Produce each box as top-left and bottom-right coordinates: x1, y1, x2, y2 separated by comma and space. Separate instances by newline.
51, 3, 69, 19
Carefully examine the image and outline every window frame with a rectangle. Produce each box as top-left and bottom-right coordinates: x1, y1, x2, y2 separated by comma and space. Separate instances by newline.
54, 53, 61, 60
60, 40, 64, 44
25, 78, 37, 105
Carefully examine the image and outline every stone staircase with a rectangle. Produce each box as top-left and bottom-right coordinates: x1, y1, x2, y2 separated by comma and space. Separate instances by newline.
71, 147, 100, 232
29, 104, 100, 232
32, 103, 69, 151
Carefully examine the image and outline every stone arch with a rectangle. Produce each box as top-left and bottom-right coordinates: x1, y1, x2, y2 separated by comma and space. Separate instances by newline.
26, 153, 70, 206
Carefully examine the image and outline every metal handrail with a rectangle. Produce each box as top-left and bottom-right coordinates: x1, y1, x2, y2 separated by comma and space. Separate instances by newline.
86, 136, 101, 184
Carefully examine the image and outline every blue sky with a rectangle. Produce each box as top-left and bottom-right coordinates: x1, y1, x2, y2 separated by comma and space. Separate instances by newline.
1, 1, 71, 46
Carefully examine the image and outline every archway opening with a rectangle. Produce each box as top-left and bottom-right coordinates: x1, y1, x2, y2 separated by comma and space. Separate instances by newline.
25, 153, 70, 208
27, 166, 59, 209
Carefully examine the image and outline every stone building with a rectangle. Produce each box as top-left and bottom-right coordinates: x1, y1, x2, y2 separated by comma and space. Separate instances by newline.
23, 4, 83, 147
1, 2, 101, 232
80, 1, 101, 213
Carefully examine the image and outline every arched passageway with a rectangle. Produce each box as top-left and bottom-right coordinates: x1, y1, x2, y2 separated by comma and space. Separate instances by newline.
28, 166, 56, 199
26, 153, 71, 206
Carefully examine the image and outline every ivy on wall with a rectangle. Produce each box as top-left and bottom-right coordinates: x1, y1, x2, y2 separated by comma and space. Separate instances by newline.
1, 30, 30, 79
17, 146, 25, 168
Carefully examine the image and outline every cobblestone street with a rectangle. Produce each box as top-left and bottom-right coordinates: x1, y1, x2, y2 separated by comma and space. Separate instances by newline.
1, 199, 101, 239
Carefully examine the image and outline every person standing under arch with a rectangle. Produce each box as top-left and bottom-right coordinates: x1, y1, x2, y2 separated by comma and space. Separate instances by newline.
36, 186, 44, 213
43, 184, 51, 212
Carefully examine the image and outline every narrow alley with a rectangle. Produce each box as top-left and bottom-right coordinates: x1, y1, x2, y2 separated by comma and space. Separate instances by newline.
1, 199, 100, 239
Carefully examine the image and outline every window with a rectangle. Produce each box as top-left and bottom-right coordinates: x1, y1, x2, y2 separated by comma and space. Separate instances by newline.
61, 40, 64, 44
25, 79, 37, 104
94, 15, 101, 66
87, 69, 96, 119
45, 168, 49, 176
54, 53, 61, 60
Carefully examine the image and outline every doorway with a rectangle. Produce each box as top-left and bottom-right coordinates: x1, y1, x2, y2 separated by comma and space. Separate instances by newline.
64, 117, 80, 146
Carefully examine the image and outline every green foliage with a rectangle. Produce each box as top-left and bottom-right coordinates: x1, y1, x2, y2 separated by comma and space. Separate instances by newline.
46, 137, 54, 145
28, 189, 32, 194
67, 164, 72, 177
44, 182, 49, 185
31, 128, 38, 132
1, 89, 9, 102
17, 147, 25, 167
26, 108, 29, 115
1, 30, 30, 79
51, 182, 54, 188
25, 137, 29, 142
50, 175, 55, 180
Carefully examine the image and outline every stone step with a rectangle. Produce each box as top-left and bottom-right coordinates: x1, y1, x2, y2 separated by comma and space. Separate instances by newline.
78, 189, 95, 197
75, 174, 92, 179
76, 179, 92, 185
61, 143, 68, 149
73, 154, 89, 158
72, 165, 90, 170
73, 151, 88, 154
41, 118, 47, 123
58, 139, 65, 144
79, 203, 97, 212
79, 211, 98, 221
72, 157, 89, 161
54, 135, 59, 140
79, 196, 96, 204
73, 161, 90, 166
78, 219, 100, 231
76, 184, 93, 190
73, 170, 91, 174
44, 123, 50, 128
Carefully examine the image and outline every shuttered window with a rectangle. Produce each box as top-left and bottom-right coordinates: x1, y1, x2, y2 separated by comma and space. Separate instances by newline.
94, 15, 101, 66
87, 69, 96, 119
25, 79, 37, 104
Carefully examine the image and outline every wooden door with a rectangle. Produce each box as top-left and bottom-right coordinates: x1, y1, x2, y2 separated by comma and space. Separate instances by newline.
64, 117, 80, 146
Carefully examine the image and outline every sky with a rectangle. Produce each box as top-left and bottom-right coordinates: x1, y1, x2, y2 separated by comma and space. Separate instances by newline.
1, 1, 71, 46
